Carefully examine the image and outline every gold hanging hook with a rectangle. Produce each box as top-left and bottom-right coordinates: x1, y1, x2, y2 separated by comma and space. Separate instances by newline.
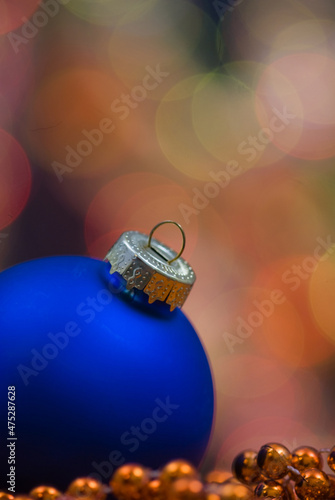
147, 220, 186, 265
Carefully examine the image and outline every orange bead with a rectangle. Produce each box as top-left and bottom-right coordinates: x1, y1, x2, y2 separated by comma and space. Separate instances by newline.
328, 474, 335, 499
109, 463, 150, 500
160, 460, 198, 491
232, 450, 262, 485
214, 482, 254, 500
294, 468, 330, 500
254, 480, 287, 499
143, 479, 165, 500
66, 477, 106, 500
29, 486, 62, 500
205, 471, 233, 485
0, 493, 14, 500
167, 478, 204, 500
328, 446, 335, 472
206, 493, 221, 500
291, 447, 322, 472
257, 443, 292, 480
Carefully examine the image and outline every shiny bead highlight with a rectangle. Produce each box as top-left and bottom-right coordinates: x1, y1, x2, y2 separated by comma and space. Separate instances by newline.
294, 468, 330, 500
291, 447, 322, 472
232, 450, 262, 485
257, 443, 292, 480
29, 486, 62, 500
110, 464, 150, 500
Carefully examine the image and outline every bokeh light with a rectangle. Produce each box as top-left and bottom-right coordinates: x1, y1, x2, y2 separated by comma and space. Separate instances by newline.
23, 67, 140, 179
2, 0, 335, 480
221, 0, 318, 62
243, 0, 314, 45
197, 285, 304, 371
253, 255, 335, 367
309, 248, 335, 344
0, 129, 32, 230
271, 19, 334, 56
84, 172, 199, 259
0, 34, 34, 128
156, 74, 224, 181
108, 1, 216, 99
215, 352, 296, 399
251, 171, 330, 260
0, 0, 40, 34
256, 53, 335, 160
184, 206, 234, 320
192, 61, 292, 170
65, 0, 157, 27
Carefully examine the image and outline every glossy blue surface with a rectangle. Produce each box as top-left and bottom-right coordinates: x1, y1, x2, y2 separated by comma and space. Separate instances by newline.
0, 256, 214, 492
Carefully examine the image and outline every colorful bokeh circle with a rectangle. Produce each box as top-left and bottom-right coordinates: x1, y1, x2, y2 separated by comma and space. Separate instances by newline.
0, 129, 32, 230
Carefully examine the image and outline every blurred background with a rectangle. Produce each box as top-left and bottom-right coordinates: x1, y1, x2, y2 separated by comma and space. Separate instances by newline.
1, 0, 335, 474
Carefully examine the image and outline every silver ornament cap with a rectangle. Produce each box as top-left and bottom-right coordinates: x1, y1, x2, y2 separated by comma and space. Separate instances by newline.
105, 221, 196, 311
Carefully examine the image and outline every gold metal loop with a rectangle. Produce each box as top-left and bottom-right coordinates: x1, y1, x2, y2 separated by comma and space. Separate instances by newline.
147, 220, 186, 264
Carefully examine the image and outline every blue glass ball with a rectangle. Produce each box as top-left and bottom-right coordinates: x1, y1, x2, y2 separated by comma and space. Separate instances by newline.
0, 256, 214, 492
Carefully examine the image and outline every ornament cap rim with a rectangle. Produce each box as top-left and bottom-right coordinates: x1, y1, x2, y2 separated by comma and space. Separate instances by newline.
104, 222, 195, 311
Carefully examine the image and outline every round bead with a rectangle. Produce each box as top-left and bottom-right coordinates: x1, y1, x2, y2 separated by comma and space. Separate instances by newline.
29, 487, 62, 500
214, 482, 254, 500
232, 450, 262, 485
328, 446, 335, 472
144, 479, 165, 500
0, 493, 15, 500
328, 474, 335, 499
294, 468, 330, 500
257, 443, 291, 480
291, 446, 322, 472
160, 460, 198, 490
205, 471, 233, 485
254, 480, 287, 499
110, 464, 150, 500
67, 478, 106, 500
206, 493, 220, 500
167, 478, 204, 500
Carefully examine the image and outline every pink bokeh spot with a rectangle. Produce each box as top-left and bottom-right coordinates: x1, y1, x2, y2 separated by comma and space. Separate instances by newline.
0, 0, 41, 35
0, 129, 32, 230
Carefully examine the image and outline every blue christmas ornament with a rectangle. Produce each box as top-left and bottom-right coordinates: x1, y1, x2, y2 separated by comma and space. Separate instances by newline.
0, 221, 214, 493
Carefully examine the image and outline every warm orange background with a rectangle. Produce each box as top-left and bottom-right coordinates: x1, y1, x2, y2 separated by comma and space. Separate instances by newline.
1, 0, 335, 475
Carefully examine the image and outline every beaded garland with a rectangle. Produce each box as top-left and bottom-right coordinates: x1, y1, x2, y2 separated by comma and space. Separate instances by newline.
2, 445, 335, 500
